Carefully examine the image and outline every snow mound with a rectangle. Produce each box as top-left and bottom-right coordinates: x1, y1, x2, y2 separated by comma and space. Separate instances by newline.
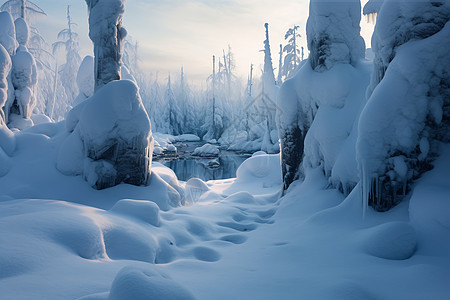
108, 266, 195, 300
185, 177, 210, 203
58, 80, 153, 190
361, 222, 417, 260
193, 143, 219, 157
110, 199, 160, 226
237, 153, 281, 181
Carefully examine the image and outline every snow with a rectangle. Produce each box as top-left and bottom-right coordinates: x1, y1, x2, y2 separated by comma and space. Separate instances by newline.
86, 0, 126, 90
0, 43, 11, 122
193, 143, 219, 157
9, 17, 37, 124
58, 80, 153, 189
0, 11, 17, 56
306, 0, 365, 70
0, 1, 449, 298
0, 119, 450, 298
73, 55, 95, 106
357, 0, 450, 210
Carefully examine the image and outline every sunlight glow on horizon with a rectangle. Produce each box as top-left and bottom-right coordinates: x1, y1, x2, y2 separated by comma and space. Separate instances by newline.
34, 0, 374, 87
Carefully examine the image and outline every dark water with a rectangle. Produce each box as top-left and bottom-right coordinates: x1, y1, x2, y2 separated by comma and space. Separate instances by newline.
153, 142, 250, 181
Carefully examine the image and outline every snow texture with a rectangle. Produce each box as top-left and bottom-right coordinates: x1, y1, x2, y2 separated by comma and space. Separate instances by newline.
58, 80, 153, 190
277, 0, 368, 192
306, 0, 365, 71
2, 133, 450, 299
357, 0, 450, 211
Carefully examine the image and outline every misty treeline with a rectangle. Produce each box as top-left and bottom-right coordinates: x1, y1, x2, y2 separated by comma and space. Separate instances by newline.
0, 0, 305, 153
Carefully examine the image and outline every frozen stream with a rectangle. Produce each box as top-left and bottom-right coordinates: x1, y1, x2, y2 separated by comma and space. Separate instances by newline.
153, 142, 251, 181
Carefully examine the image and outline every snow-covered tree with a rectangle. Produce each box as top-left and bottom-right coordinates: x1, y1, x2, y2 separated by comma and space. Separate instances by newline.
164, 74, 182, 135
0, 0, 45, 23
8, 17, 37, 129
357, 0, 450, 211
260, 23, 279, 153
56, 0, 153, 190
0, 43, 11, 124
85, 0, 127, 91
277, 0, 366, 192
52, 5, 81, 103
306, 0, 365, 71
0, 11, 16, 122
282, 25, 301, 79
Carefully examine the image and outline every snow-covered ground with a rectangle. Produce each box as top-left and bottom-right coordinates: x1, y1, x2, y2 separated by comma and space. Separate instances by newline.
0, 121, 449, 299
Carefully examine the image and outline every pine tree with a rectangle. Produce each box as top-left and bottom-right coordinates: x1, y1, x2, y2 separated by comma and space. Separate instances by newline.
282, 25, 301, 79
52, 6, 81, 103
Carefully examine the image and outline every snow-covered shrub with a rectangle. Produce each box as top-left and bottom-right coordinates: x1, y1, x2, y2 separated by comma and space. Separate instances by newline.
85, 0, 127, 91
277, 0, 368, 192
72, 55, 94, 106
8, 17, 37, 129
357, 0, 450, 211
57, 80, 153, 190
306, 0, 365, 71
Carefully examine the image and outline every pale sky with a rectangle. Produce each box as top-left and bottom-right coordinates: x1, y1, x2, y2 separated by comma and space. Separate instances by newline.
33, 0, 373, 86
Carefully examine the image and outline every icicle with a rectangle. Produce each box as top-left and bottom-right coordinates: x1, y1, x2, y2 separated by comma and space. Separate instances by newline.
365, 12, 377, 25
362, 165, 368, 219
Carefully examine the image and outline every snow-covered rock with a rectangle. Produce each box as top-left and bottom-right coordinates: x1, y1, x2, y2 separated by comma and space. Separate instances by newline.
193, 143, 219, 157
58, 80, 153, 190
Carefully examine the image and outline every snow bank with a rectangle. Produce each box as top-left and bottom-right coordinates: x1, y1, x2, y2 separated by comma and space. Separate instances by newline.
357, 0, 450, 211
193, 143, 219, 157
361, 222, 417, 260
58, 80, 153, 190
109, 266, 195, 300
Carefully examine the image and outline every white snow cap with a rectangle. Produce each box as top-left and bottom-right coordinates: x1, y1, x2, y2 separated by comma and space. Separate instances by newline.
306, 0, 365, 70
